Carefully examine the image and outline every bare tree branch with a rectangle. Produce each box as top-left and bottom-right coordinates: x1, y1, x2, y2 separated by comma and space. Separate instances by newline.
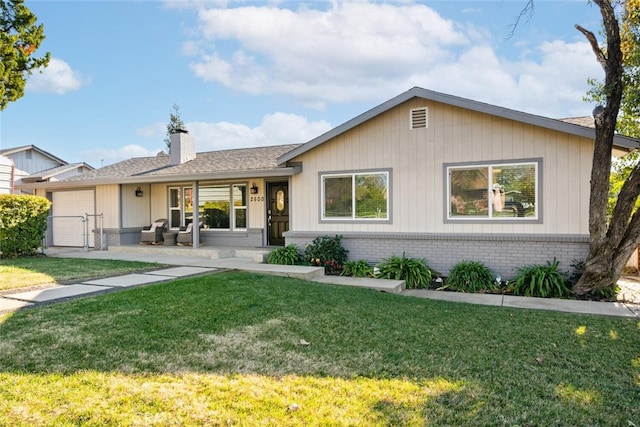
576, 24, 608, 70
507, 0, 534, 39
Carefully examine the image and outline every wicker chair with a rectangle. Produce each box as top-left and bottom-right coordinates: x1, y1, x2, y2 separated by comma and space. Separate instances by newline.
177, 221, 202, 246
140, 218, 168, 244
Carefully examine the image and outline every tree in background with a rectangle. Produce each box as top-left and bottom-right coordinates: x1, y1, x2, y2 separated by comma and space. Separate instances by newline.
0, 0, 50, 110
163, 104, 186, 154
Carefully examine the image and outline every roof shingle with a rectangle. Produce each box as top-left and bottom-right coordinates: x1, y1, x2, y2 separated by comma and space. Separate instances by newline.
66, 144, 301, 182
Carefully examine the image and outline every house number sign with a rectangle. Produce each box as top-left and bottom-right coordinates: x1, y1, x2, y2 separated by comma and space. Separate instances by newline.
250, 196, 264, 202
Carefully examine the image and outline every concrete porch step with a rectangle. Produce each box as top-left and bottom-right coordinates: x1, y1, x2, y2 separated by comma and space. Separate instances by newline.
108, 244, 270, 262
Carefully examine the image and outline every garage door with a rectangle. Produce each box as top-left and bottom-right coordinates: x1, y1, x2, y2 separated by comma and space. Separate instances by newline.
51, 190, 95, 247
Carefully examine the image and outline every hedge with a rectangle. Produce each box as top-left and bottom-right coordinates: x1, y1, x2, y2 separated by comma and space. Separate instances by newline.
0, 194, 51, 258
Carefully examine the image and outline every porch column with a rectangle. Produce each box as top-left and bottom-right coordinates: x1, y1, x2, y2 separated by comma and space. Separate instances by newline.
192, 180, 200, 248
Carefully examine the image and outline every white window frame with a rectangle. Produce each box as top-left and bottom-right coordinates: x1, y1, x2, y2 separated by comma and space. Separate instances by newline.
232, 184, 247, 230
169, 183, 248, 231
320, 169, 391, 223
197, 183, 247, 231
445, 159, 541, 223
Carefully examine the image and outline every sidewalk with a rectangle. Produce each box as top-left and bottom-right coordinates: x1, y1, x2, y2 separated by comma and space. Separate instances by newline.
1, 248, 638, 319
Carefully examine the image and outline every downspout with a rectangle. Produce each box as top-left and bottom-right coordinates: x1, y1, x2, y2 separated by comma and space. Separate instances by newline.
10, 160, 15, 194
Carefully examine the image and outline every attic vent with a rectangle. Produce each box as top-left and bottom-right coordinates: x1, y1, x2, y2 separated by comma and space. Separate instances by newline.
410, 107, 428, 129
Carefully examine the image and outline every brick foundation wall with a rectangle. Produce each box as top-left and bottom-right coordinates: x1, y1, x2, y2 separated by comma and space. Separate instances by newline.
284, 231, 589, 279
101, 228, 264, 248
200, 228, 264, 247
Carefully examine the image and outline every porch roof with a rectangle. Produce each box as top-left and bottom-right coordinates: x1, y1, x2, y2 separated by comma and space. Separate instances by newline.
16, 144, 302, 190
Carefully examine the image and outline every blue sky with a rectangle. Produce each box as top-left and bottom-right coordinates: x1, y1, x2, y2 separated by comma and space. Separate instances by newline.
1, 1, 606, 167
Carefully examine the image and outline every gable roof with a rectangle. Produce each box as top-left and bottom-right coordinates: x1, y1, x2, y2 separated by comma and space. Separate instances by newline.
18, 144, 302, 190
20, 162, 95, 183
277, 86, 639, 164
0, 145, 68, 166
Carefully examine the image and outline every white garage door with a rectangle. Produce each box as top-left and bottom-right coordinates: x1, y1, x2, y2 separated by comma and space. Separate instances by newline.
51, 190, 95, 247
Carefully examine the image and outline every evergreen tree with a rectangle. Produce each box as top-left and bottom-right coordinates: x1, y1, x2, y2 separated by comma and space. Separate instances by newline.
0, 0, 50, 110
163, 104, 186, 154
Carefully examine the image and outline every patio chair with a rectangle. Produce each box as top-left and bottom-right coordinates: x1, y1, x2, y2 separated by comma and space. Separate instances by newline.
177, 221, 202, 246
140, 218, 168, 244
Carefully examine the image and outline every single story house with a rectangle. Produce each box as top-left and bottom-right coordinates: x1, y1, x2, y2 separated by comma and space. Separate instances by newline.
17, 87, 639, 277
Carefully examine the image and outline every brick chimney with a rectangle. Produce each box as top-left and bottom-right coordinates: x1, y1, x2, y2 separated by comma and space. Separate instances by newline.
169, 129, 196, 165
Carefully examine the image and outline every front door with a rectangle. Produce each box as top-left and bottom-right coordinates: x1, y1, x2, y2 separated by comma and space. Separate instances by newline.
267, 182, 289, 246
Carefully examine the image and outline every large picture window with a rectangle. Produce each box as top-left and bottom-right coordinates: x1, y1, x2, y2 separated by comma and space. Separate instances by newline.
321, 170, 389, 221
198, 184, 247, 230
169, 184, 247, 230
447, 160, 539, 220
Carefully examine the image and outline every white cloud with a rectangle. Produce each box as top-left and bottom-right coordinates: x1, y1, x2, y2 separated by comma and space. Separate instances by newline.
136, 122, 166, 138
93, 112, 330, 165
187, 112, 332, 151
188, 2, 468, 107
185, 1, 602, 117
82, 144, 162, 167
26, 58, 87, 94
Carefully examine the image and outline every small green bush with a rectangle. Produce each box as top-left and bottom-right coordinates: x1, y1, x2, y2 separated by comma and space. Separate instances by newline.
0, 194, 51, 258
304, 235, 349, 274
375, 252, 432, 289
447, 260, 496, 293
267, 244, 301, 265
512, 258, 571, 298
341, 259, 374, 277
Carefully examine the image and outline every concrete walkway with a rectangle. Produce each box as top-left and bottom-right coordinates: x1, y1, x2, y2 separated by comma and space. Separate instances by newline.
1, 248, 638, 319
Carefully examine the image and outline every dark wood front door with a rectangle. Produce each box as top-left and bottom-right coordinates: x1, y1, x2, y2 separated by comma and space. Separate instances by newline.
267, 182, 289, 246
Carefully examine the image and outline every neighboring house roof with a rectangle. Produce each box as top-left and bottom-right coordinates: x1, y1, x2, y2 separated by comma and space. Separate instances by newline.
18, 144, 302, 189
0, 144, 68, 166
20, 162, 95, 183
560, 116, 596, 127
278, 87, 640, 164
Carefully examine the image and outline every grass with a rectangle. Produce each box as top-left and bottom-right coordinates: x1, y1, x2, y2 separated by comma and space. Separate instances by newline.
0, 257, 162, 291
0, 270, 637, 426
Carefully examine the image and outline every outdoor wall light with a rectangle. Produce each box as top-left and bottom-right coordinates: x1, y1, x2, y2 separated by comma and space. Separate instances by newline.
135, 186, 143, 197
250, 183, 259, 194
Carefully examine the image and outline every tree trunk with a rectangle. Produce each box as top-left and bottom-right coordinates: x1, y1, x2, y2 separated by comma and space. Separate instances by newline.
573, 0, 628, 296
573, 241, 635, 295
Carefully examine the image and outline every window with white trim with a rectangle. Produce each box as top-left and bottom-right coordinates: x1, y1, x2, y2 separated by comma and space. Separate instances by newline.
169, 184, 247, 230
198, 184, 247, 230
321, 171, 389, 221
447, 161, 539, 220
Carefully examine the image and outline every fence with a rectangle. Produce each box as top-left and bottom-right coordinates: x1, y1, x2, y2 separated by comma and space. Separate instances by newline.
45, 213, 104, 251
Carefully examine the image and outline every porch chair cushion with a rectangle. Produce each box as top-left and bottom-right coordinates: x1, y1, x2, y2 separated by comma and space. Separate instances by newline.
177, 221, 202, 246
140, 218, 168, 244
177, 222, 194, 245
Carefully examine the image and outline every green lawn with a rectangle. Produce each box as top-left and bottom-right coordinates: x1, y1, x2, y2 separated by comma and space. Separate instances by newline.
0, 270, 638, 426
0, 257, 162, 291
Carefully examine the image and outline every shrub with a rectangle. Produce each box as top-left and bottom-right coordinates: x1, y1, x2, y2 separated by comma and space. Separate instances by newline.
0, 194, 51, 258
341, 259, 374, 277
375, 252, 432, 289
512, 258, 571, 298
304, 235, 348, 274
446, 260, 496, 293
267, 244, 301, 265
